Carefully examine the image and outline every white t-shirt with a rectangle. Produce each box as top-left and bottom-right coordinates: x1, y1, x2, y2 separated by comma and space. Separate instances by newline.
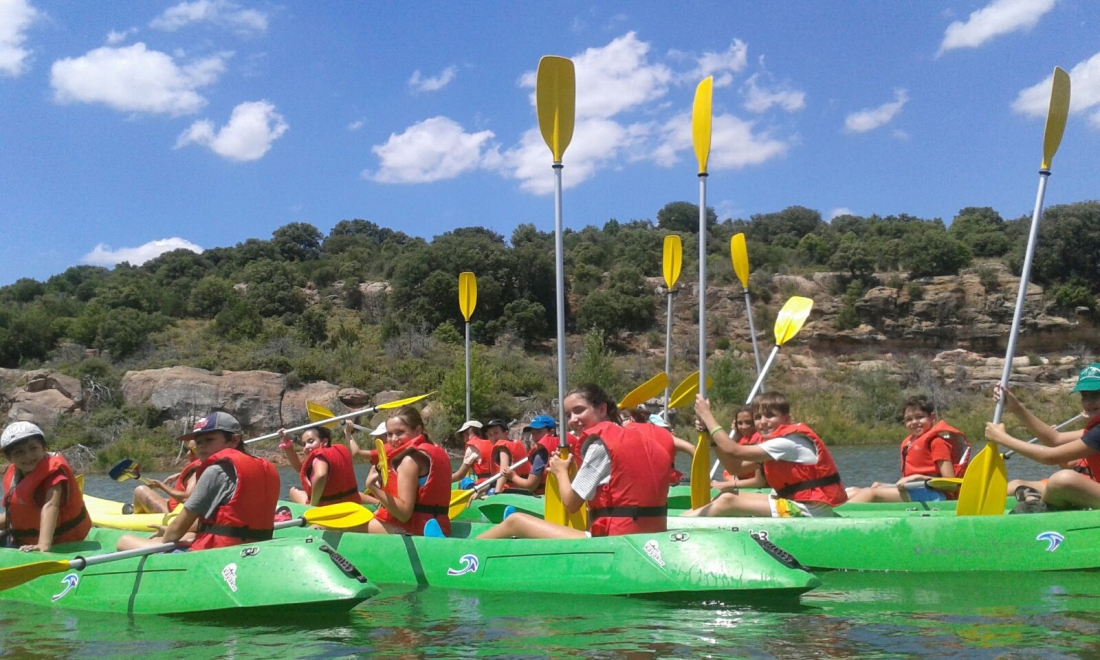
757, 435, 819, 464
462, 446, 481, 466
568, 441, 611, 501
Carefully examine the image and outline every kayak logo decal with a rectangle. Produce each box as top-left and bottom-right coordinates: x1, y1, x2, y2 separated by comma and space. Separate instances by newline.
1037, 531, 1065, 552
51, 574, 78, 602
447, 554, 479, 576
643, 540, 665, 567
222, 563, 238, 592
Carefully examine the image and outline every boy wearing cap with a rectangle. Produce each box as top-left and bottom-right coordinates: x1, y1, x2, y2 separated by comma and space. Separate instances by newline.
116, 412, 280, 551
1, 421, 91, 552
985, 364, 1100, 512
450, 420, 493, 486
500, 415, 557, 494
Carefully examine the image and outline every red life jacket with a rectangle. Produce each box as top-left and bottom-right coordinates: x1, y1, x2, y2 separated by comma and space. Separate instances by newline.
375, 436, 452, 536
166, 459, 201, 511
761, 423, 847, 506
723, 432, 763, 480
1080, 415, 1100, 482
630, 423, 680, 485
492, 439, 530, 490
2, 453, 90, 547
900, 420, 971, 478
465, 437, 495, 482
300, 444, 361, 505
583, 421, 671, 537
190, 449, 280, 551
535, 433, 581, 465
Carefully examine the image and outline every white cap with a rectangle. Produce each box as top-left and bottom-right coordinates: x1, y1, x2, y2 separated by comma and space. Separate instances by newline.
2, 421, 44, 450
370, 421, 388, 437
455, 420, 483, 435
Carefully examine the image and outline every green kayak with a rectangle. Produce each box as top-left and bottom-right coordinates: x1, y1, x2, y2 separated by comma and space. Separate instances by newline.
0, 528, 379, 616
273, 521, 820, 600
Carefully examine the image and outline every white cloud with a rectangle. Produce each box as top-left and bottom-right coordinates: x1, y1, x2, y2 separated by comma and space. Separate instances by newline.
742, 72, 805, 113
408, 65, 457, 92
150, 0, 268, 36
652, 111, 789, 170
689, 39, 748, 88
0, 0, 38, 77
844, 89, 909, 133
106, 28, 138, 45
938, 0, 1055, 55
175, 100, 288, 161
50, 43, 228, 116
1013, 51, 1100, 129
82, 237, 203, 267
347, 118, 366, 131
829, 208, 853, 220
367, 116, 495, 183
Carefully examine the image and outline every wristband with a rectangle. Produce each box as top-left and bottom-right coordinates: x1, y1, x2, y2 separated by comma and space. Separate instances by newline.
278, 439, 294, 450
708, 426, 725, 436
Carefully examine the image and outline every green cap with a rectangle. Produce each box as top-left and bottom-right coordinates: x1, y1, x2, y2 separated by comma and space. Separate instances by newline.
1071, 363, 1100, 393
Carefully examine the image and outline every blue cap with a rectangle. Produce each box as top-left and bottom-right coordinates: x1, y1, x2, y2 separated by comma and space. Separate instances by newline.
647, 414, 671, 428
524, 415, 557, 431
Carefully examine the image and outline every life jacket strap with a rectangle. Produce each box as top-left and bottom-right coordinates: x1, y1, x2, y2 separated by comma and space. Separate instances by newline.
774, 473, 841, 499
589, 505, 668, 520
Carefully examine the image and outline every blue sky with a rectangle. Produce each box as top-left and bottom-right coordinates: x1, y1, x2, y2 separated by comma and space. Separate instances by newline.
1, 0, 1098, 286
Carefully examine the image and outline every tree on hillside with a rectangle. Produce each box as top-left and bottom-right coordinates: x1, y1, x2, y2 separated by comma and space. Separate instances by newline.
1032, 202, 1100, 289
900, 228, 972, 278
272, 222, 323, 261
947, 207, 1010, 257
657, 201, 717, 234
746, 206, 824, 247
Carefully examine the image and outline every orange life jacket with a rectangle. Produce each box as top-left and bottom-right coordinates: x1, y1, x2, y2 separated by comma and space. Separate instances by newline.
1080, 414, 1100, 483
492, 439, 530, 490
761, 423, 847, 506
629, 423, 680, 485
375, 436, 452, 536
300, 444, 361, 505
166, 459, 201, 511
465, 437, 495, 482
3, 453, 90, 547
583, 421, 671, 537
190, 449, 280, 551
723, 431, 763, 481
900, 420, 971, 479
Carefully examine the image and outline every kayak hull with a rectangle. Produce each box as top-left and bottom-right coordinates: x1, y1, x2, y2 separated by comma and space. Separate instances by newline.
0, 528, 379, 615
275, 523, 819, 599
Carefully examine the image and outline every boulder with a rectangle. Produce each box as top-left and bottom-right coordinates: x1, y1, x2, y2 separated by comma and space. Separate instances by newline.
7, 389, 81, 425
338, 388, 372, 408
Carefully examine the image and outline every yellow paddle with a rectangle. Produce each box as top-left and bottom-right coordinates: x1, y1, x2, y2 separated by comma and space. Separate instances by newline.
958, 67, 1070, 517
689, 75, 713, 511
375, 439, 389, 489
666, 371, 711, 411
661, 235, 682, 412
305, 401, 370, 432
731, 233, 763, 379
0, 502, 373, 593
537, 54, 585, 532
459, 271, 477, 420
619, 372, 669, 410
246, 392, 434, 445
703, 296, 816, 484
448, 457, 530, 519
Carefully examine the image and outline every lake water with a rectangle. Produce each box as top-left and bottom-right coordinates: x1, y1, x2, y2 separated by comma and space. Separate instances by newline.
1, 444, 1092, 659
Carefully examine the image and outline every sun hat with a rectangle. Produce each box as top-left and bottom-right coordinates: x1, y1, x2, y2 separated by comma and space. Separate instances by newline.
455, 420, 483, 437
1, 421, 44, 451
176, 412, 242, 442
1072, 363, 1100, 393
523, 415, 557, 431
370, 421, 388, 437
648, 414, 671, 429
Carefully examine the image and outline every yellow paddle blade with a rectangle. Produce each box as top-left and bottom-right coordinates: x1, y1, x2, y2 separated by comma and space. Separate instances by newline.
690, 433, 712, 509
619, 372, 669, 410
927, 477, 963, 493
306, 401, 340, 429
544, 472, 566, 525
1041, 67, 1070, 170
668, 372, 712, 410
731, 233, 750, 288
448, 489, 475, 519
458, 271, 477, 322
774, 296, 814, 346
536, 56, 576, 163
691, 76, 713, 174
956, 445, 1008, 516
75, 474, 84, 493
375, 439, 389, 488
302, 502, 374, 529
377, 391, 435, 411
662, 235, 682, 289
0, 559, 74, 593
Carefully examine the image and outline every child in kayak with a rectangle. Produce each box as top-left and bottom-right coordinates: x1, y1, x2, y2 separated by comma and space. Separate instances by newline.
498, 415, 558, 494
487, 419, 529, 494
279, 425, 363, 507
360, 406, 451, 536
476, 383, 674, 539
985, 365, 1100, 512
129, 439, 200, 514
450, 420, 493, 487
845, 395, 970, 503
710, 405, 766, 493
623, 407, 695, 484
684, 392, 847, 518
1, 421, 91, 552
116, 412, 280, 551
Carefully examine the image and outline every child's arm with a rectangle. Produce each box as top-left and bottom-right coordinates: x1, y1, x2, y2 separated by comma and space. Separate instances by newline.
986, 422, 1093, 465
308, 460, 330, 507
366, 455, 420, 522
547, 452, 586, 513
995, 385, 1082, 446
278, 429, 303, 472
25, 483, 65, 552
695, 395, 771, 475
671, 435, 696, 457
